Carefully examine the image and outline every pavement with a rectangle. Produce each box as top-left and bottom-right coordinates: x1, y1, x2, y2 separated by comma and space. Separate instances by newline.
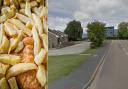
49, 41, 90, 56
49, 41, 111, 89
89, 40, 128, 89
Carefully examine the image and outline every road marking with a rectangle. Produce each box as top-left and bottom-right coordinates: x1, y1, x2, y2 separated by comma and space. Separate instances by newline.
82, 41, 112, 89
89, 56, 106, 89
93, 54, 98, 57
80, 54, 92, 56
80, 54, 98, 57
117, 40, 128, 56
122, 47, 128, 56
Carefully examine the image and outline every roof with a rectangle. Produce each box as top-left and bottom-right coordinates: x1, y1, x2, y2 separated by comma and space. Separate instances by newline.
48, 31, 59, 38
105, 26, 114, 29
48, 29, 68, 37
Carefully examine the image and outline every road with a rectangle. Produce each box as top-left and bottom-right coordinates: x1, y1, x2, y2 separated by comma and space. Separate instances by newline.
89, 40, 128, 89
49, 41, 110, 89
49, 41, 90, 56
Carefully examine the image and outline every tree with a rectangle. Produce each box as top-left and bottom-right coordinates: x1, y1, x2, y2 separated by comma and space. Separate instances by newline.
118, 22, 128, 39
87, 21, 106, 48
64, 20, 83, 41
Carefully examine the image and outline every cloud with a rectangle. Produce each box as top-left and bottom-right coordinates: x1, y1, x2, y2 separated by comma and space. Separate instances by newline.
49, 16, 71, 32
48, 0, 79, 18
74, 11, 89, 20
49, 0, 128, 32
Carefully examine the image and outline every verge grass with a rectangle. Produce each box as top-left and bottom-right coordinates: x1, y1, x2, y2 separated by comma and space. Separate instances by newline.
48, 48, 96, 83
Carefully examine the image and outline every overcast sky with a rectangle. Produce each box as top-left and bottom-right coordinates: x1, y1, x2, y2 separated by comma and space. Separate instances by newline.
49, 0, 128, 32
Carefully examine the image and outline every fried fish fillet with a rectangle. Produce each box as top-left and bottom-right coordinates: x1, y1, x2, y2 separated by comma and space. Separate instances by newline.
16, 36, 43, 89
16, 70, 43, 89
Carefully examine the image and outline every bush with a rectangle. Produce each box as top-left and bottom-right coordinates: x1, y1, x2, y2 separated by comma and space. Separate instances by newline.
118, 22, 128, 39
87, 21, 106, 48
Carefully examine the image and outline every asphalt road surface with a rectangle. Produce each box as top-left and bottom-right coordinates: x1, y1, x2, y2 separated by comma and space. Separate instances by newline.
89, 40, 128, 89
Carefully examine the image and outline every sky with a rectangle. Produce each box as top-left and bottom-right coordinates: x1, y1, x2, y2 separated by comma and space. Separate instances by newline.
49, 0, 128, 33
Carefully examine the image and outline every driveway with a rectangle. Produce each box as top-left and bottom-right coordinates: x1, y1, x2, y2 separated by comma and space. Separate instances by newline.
49, 41, 90, 56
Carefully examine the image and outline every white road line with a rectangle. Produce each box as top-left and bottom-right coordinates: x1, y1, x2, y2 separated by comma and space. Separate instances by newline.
119, 40, 128, 56
82, 40, 112, 89
80, 54, 98, 57
88, 41, 113, 89
88, 56, 106, 89
122, 47, 128, 56
79, 54, 92, 56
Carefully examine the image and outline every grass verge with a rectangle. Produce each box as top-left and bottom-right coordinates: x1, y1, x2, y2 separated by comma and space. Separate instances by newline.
48, 48, 96, 83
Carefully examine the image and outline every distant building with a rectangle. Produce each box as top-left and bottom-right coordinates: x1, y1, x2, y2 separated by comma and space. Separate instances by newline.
105, 26, 115, 38
114, 29, 118, 37
48, 29, 68, 49
82, 33, 88, 40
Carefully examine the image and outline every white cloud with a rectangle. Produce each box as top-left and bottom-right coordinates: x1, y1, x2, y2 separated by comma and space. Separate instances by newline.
49, 0, 128, 32
49, 16, 71, 32
74, 11, 89, 20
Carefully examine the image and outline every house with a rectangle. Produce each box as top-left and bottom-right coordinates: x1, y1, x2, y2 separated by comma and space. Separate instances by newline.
105, 26, 115, 38
50, 30, 68, 43
48, 31, 59, 48
48, 29, 68, 49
